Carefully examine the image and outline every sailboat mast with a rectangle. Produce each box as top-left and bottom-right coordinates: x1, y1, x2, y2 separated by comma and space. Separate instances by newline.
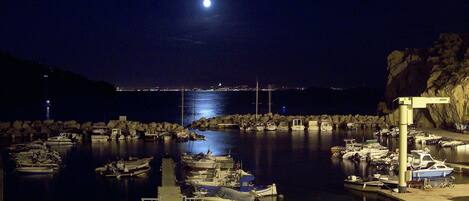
255, 81, 259, 120
181, 88, 184, 126
268, 84, 272, 114
192, 94, 196, 122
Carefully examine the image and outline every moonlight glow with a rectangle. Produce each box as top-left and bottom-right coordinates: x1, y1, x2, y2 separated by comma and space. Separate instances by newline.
203, 0, 211, 8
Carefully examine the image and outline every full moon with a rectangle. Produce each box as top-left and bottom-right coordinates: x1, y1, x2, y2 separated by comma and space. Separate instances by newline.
203, 0, 211, 8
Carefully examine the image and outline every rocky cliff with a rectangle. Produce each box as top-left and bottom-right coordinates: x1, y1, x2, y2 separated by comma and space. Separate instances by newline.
385, 33, 469, 128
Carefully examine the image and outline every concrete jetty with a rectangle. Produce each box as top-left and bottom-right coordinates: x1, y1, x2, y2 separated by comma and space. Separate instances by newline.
157, 158, 182, 201
377, 183, 469, 201
421, 128, 469, 143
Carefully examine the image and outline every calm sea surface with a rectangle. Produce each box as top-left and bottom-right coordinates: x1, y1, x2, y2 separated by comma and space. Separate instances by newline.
3, 91, 469, 201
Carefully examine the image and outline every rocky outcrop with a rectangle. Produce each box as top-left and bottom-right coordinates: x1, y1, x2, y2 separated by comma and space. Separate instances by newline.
385, 33, 469, 128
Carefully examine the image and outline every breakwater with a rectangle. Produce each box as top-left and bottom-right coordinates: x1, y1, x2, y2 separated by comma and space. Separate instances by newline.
0, 119, 186, 139
191, 114, 387, 129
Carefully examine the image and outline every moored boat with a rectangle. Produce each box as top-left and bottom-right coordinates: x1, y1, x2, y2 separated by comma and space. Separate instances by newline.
46, 135, 74, 146
343, 175, 384, 192
16, 166, 56, 174
265, 121, 277, 131
307, 120, 319, 131
412, 163, 453, 179
291, 119, 305, 131
320, 121, 333, 131
95, 156, 154, 178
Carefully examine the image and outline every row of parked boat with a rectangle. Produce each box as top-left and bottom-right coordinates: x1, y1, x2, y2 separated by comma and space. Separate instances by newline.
181, 150, 278, 200
333, 138, 454, 177
8, 141, 63, 174
332, 134, 456, 192
239, 119, 335, 132
91, 128, 205, 143
375, 127, 469, 150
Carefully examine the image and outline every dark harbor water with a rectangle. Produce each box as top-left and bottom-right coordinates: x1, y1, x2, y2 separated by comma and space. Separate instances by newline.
3, 91, 469, 201
5, 129, 469, 201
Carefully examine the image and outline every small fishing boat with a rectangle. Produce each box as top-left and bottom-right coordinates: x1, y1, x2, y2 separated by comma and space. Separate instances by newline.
343, 175, 384, 192
439, 140, 464, 147
46, 135, 74, 146
95, 156, 153, 178
91, 134, 110, 143
254, 123, 265, 132
346, 123, 358, 130
16, 166, 56, 174
414, 134, 442, 145
265, 121, 277, 131
103, 166, 151, 178
307, 120, 319, 131
144, 131, 159, 141
277, 122, 289, 131
320, 121, 333, 131
291, 119, 305, 131
182, 150, 234, 169
118, 135, 126, 141
91, 126, 108, 135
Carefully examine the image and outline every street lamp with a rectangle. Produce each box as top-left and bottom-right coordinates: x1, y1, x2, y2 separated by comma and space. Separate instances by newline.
394, 97, 450, 193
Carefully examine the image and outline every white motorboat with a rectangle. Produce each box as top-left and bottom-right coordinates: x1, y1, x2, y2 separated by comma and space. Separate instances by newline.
254, 123, 265, 132
182, 151, 234, 169
277, 122, 289, 131
92, 126, 108, 135
46, 135, 74, 146
16, 166, 56, 174
91, 134, 110, 143
320, 121, 333, 131
412, 163, 454, 179
439, 140, 464, 147
144, 131, 159, 141
346, 123, 358, 130
409, 150, 445, 169
118, 135, 126, 141
307, 120, 320, 131
291, 119, 305, 131
414, 134, 442, 145
265, 121, 277, 131
95, 156, 153, 178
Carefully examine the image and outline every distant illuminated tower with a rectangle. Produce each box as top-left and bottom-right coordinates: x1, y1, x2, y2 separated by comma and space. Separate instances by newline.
43, 72, 52, 120
45, 99, 51, 120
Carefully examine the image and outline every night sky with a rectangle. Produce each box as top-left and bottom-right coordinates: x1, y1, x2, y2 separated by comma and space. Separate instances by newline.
2, 0, 469, 88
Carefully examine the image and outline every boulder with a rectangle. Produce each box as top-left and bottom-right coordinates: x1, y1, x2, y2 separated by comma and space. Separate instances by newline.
384, 33, 469, 128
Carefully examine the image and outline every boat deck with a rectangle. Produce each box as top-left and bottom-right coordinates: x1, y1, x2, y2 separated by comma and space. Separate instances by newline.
157, 158, 182, 201
377, 183, 469, 201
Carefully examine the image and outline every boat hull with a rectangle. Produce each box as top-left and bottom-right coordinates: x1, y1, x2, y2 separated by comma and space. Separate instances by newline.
16, 167, 55, 174
412, 169, 453, 178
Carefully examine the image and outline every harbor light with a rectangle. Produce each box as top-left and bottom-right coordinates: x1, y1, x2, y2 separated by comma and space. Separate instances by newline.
203, 0, 211, 8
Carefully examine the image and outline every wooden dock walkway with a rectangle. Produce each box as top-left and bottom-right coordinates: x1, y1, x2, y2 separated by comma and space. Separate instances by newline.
157, 158, 182, 201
